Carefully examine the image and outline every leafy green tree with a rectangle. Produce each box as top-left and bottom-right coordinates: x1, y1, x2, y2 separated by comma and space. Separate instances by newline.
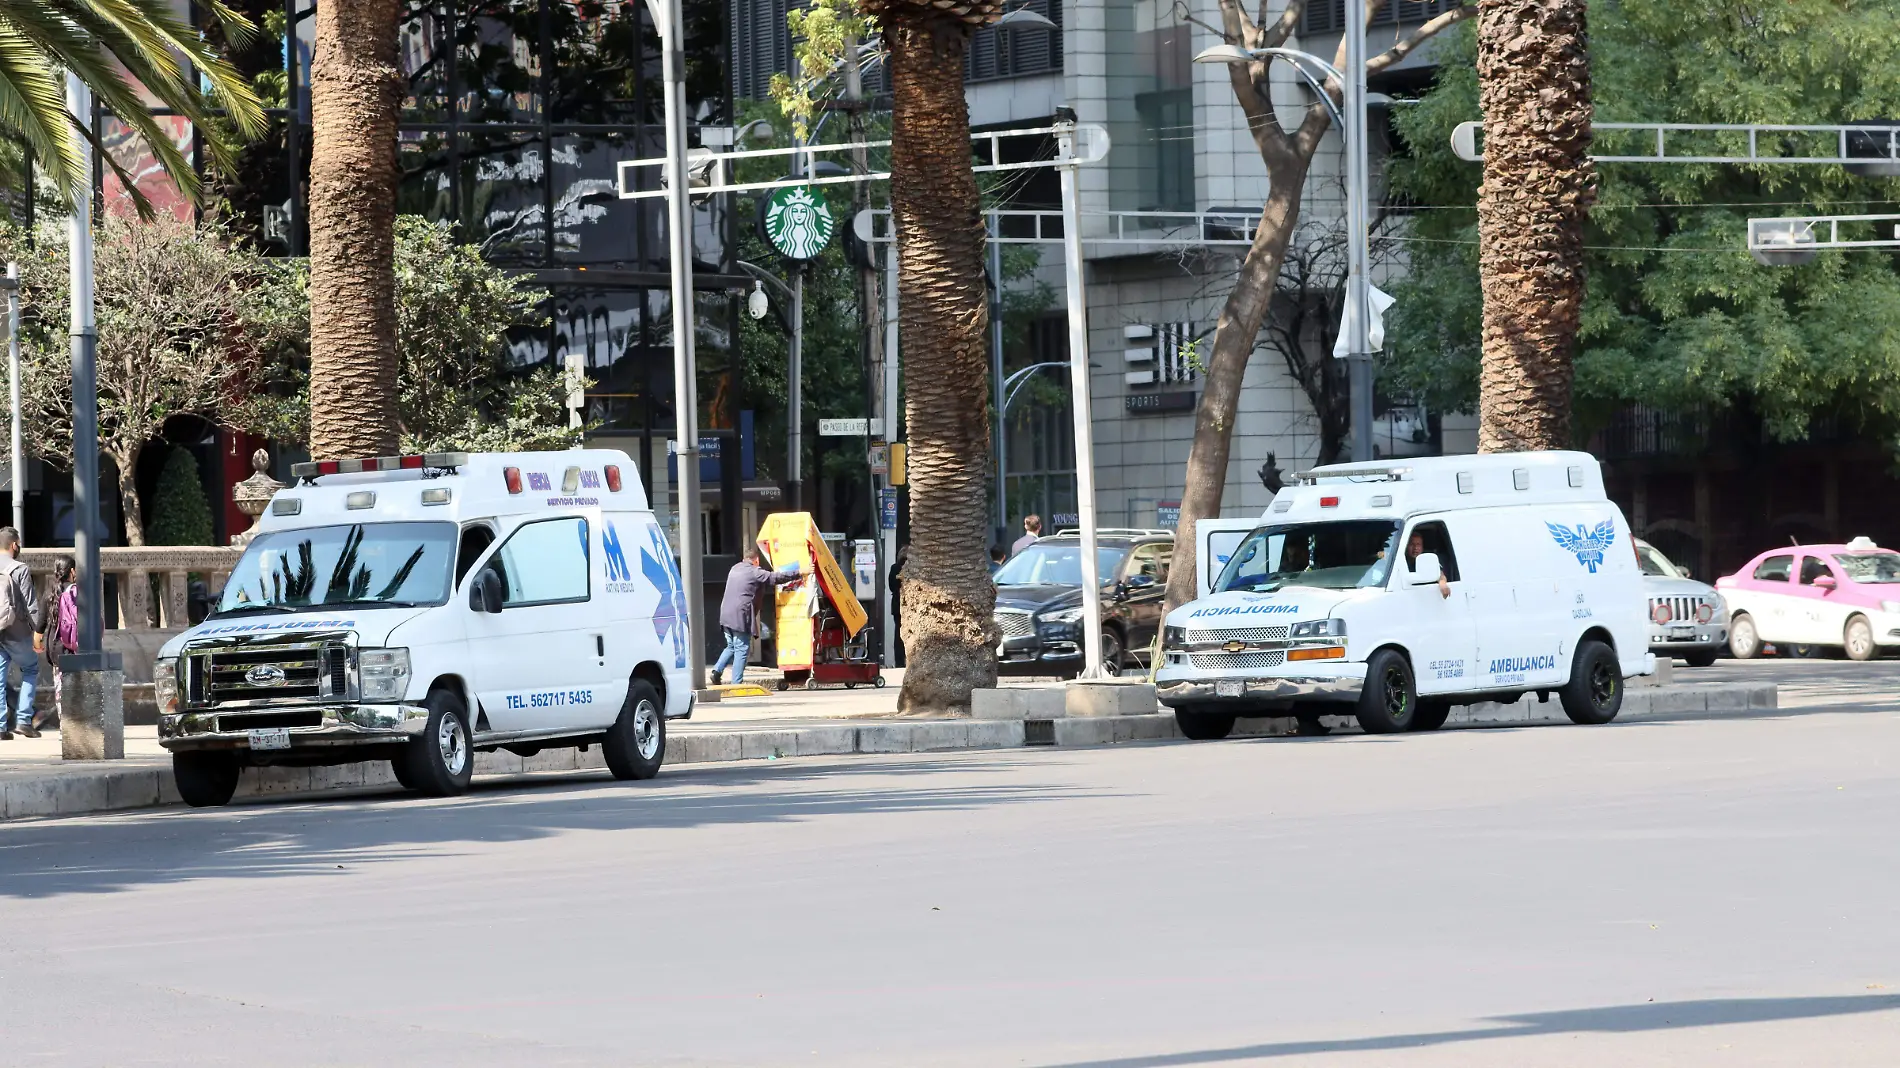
1385, 1, 1900, 447
243, 216, 580, 454
148, 448, 218, 547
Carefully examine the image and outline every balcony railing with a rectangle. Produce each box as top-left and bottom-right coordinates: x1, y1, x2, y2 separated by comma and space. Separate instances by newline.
18, 547, 238, 631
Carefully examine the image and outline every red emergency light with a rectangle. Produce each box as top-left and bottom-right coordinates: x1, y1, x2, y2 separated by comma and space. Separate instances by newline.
1320, 496, 1340, 507
291, 452, 469, 483
503, 467, 523, 494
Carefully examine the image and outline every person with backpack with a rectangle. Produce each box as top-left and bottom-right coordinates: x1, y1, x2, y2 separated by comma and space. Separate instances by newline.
0, 527, 42, 740
36, 555, 76, 729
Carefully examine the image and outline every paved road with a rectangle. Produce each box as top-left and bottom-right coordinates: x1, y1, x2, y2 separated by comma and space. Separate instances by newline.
4, 663, 1900, 1066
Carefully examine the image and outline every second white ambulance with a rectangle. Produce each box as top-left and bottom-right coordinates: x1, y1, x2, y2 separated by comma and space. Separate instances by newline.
1157, 452, 1652, 738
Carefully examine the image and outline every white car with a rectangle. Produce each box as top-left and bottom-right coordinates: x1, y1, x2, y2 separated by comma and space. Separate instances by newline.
1158, 451, 1652, 738
155, 450, 693, 807
1635, 539, 1726, 667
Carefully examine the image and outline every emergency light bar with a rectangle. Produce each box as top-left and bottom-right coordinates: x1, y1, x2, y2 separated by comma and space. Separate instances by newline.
291, 452, 470, 483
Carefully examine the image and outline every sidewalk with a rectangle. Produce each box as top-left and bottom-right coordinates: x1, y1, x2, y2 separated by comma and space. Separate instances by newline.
0, 676, 1776, 822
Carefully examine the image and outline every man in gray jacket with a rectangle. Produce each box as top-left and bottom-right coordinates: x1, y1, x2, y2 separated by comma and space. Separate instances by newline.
710, 548, 801, 685
0, 527, 43, 739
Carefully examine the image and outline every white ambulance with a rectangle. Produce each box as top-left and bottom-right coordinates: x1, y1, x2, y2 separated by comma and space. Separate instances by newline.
154, 450, 693, 807
1157, 452, 1652, 738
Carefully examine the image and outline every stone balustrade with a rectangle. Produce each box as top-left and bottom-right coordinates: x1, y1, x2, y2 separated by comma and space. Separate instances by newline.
19, 546, 238, 631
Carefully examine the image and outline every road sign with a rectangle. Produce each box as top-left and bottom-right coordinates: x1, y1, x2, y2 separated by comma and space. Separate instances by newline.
761, 184, 836, 261
819, 418, 882, 436
880, 489, 898, 530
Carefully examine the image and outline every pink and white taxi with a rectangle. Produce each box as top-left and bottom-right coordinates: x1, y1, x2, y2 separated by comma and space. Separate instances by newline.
1714, 537, 1900, 661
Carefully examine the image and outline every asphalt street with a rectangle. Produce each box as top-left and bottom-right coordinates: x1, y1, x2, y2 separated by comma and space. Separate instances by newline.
3, 658, 1899, 1066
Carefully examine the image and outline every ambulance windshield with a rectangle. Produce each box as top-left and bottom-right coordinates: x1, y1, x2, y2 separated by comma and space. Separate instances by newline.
1215, 520, 1400, 593
214, 522, 458, 616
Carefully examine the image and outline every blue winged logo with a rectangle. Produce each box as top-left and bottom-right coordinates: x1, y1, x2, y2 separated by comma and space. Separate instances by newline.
640, 524, 690, 668
1547, 520, 1618, 573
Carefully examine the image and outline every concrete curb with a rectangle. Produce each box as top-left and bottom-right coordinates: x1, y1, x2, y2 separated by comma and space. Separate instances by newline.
0, 683, 1774, 822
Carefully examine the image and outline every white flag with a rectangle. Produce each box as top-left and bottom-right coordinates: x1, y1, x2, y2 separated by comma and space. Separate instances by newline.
1332, 284, 1397, 359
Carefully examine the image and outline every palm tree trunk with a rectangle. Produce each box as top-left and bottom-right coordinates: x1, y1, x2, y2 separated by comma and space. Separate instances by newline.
1162, 162, 1312, 612
883, 18, 997, 714
1474, 0, 1594, 452
307, 0, 402, 459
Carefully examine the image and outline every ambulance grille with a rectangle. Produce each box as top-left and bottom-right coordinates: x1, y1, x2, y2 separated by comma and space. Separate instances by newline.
1189, 650, 1287, 670
1187, 625, 1289, 644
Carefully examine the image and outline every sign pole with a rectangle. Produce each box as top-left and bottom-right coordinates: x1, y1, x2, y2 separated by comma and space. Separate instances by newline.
5, 263, 20, 535
1056, 115, 1106, 680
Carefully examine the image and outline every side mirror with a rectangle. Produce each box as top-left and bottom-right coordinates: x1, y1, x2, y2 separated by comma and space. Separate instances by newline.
1813, 575, 1837, 591
469, 568, 504, 613
1409, 552, 1442, 586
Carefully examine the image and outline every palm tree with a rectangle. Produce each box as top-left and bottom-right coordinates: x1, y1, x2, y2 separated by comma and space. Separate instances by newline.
859, 0, 1004, 714
0, 0, 263, 212
1473, 0, 1594, 451
306, 0, 404, 458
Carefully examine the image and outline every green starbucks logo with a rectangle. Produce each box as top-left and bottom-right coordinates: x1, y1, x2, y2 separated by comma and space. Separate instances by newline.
762, 185, 835, 261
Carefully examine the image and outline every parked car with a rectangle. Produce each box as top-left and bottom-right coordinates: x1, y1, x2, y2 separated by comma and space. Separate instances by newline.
992, 530, 1174, 676
1714, 537, 1900, 661
1635, 538, 1726, 667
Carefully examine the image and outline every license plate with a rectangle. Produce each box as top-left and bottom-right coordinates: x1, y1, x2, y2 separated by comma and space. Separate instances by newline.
1669, 626, 1696, 640
248, 728, 291, 751
1215, 680, 1244, 698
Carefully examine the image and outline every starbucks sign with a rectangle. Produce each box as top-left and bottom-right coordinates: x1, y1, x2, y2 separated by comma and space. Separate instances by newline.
760, 184, 836, 261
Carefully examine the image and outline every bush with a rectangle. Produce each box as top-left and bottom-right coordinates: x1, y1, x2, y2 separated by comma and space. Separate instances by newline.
147, 447, 217, 546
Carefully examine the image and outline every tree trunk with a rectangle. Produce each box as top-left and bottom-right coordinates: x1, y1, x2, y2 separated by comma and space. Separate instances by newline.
1163, 161, 1312, 612
883, 19, 997, 715
307, 0, 402, 459
1474, 0, 1593, 452
113, 446, 146, 548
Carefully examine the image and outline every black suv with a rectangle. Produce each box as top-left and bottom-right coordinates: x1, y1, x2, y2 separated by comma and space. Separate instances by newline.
992, 530, 1175, 676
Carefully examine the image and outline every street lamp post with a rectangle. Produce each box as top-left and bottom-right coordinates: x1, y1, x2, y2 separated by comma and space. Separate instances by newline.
1194, 19, 1376, 462
64, 73, 122, 759
647, 0, 707, 691
1054, 111, 1109, 680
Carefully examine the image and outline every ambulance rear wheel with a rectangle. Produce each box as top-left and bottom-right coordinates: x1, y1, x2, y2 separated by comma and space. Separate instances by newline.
1560, 640, 1623, 725
173, 751, 241, 808
400, 689, 473, 796
605, 680, 665, 780
1175, 707, 1235, 740
1354, 649, 1418, 734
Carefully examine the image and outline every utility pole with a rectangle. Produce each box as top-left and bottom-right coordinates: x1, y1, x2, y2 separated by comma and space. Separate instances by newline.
649, 0, 706, 691
63, 74, 123, 760
5, 263, 21, 534
1343, 0, 1375, 462
989, 222, 1006, 546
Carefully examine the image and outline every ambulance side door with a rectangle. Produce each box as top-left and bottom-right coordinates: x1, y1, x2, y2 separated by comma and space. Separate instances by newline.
464, 515, 612, 733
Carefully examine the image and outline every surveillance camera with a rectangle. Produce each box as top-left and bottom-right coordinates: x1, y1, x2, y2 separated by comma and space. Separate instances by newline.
748, 281, 769, 320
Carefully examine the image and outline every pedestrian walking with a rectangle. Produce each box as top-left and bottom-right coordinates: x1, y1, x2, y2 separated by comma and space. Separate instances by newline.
989, 545, 1008, 576
710, 547, 802, 685
1011, 515, 1042, 556
0, 528, 43, 740
38, 555, 77, 718
888, 542, 910, 667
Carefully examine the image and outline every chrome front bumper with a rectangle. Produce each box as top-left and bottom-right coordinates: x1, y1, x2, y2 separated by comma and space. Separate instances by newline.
1156, 674, 1363, 708
159, 703, 431, 752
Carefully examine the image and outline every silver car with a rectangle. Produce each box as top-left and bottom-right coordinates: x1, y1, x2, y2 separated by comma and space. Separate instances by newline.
1637, 538, 1727, 667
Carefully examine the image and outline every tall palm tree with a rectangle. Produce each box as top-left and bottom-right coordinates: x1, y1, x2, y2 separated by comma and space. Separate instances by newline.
1474, 0, 1594, 451
306, 0, 404, 458
0, 0, 263, 211
859, 0, 1003, 714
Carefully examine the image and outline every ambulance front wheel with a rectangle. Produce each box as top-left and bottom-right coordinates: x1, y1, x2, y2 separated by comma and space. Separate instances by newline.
605, 679, 665, 780
1175, 707, 1235, 740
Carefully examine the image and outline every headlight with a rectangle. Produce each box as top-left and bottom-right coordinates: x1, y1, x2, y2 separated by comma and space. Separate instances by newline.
1289, 619, 1347, 638
1041, 607, 1085, 625
1696, 596, 1718, 624
154, 658, 179, 716
1163, 625, 1187, 649
358, 647, 411, 702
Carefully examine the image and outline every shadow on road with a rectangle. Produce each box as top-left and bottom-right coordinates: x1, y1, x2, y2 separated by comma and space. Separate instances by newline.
1030, 994, 1900, 1067
0, 752, 1104, 900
